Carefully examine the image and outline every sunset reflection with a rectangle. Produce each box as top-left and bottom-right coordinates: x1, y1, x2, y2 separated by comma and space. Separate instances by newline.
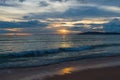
60, 42, 72, 48
60, 35, 72, 48
60, 67, 77, 75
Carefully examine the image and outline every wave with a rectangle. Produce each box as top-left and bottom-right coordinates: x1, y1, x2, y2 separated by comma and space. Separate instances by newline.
0, 43, 120, 68
0, 52, 120, 69
0, 43, 120, 59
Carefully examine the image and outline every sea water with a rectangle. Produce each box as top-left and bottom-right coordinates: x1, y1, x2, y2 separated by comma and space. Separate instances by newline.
0, 34, 120, 68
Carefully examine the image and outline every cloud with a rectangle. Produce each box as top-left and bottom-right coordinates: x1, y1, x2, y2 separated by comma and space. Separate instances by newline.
0, 20, 47, 28
0, 0, 80, 21
0, 0, 22, 7
86, 0, 120, 7
19, 0, 26, 2
0, 0, 120, 34
0, 0, 120, 21
70, 18, 120, 33
0, 20, 49, 35
103, 18, 120, 32
0, 18, 120, 34
99, 6, 120, 13
39, 1, 49, 7
23, 6, 120, 20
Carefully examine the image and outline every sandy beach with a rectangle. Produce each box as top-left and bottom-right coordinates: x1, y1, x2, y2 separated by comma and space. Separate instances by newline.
44, 66, 120, 80
0, 56, 120, 80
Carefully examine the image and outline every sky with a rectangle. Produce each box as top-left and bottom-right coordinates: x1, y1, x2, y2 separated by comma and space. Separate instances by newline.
0, 0, 120, 35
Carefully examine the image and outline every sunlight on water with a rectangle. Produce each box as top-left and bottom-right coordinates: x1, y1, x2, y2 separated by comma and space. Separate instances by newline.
59, 35, 72, 48
60, 42, 72, 48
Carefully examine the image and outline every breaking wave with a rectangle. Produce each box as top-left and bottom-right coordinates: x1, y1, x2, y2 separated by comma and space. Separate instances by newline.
0, 43, 120, 68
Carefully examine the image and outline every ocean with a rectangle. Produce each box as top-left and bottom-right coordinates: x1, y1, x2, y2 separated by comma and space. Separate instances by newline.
0, 34, 120, 68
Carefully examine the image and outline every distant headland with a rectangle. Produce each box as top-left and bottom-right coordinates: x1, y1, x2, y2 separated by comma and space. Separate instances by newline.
77, 32, 120, 35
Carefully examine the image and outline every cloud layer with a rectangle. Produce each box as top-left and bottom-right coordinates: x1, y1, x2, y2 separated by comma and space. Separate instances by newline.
0, 0, 120, 21
0, 0, 120, 34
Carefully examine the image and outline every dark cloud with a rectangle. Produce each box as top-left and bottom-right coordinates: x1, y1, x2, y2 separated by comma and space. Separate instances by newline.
50, 0, 85, 3
0, 0, 18, 7
70, 26, 93, 32
59, 6, 120, 18
19, 0, 26, 2
104, 18, 120, 32
0, 20, 47, 28
23, 6, 120, 20
0, 29, 8, 33
86, 0, 120, 7
39, 1, 49, 7
50, 0, 68, 2
0, 0, 7, 3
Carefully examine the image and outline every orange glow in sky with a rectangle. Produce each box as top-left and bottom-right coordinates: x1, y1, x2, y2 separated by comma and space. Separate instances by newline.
2, 33, 32, 36
4, 28, 23, 32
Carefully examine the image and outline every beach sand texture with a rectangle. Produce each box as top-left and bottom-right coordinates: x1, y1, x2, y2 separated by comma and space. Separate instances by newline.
0, 56, 120, 80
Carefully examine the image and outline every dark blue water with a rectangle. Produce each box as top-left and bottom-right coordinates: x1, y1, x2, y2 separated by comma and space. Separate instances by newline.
0, 34, 120, 68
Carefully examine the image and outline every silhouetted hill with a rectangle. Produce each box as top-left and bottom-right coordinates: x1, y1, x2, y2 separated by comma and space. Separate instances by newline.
78, 32, 120, 35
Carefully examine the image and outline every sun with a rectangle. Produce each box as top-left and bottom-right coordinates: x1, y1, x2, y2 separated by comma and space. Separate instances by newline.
57, 29, 70, 34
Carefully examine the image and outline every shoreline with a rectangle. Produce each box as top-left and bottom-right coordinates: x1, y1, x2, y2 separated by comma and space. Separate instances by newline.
0, 56, 120, 80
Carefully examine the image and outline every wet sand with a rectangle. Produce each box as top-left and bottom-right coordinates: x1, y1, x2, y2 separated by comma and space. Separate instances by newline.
44, 66, 120, 80
0, 56, 120, 80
